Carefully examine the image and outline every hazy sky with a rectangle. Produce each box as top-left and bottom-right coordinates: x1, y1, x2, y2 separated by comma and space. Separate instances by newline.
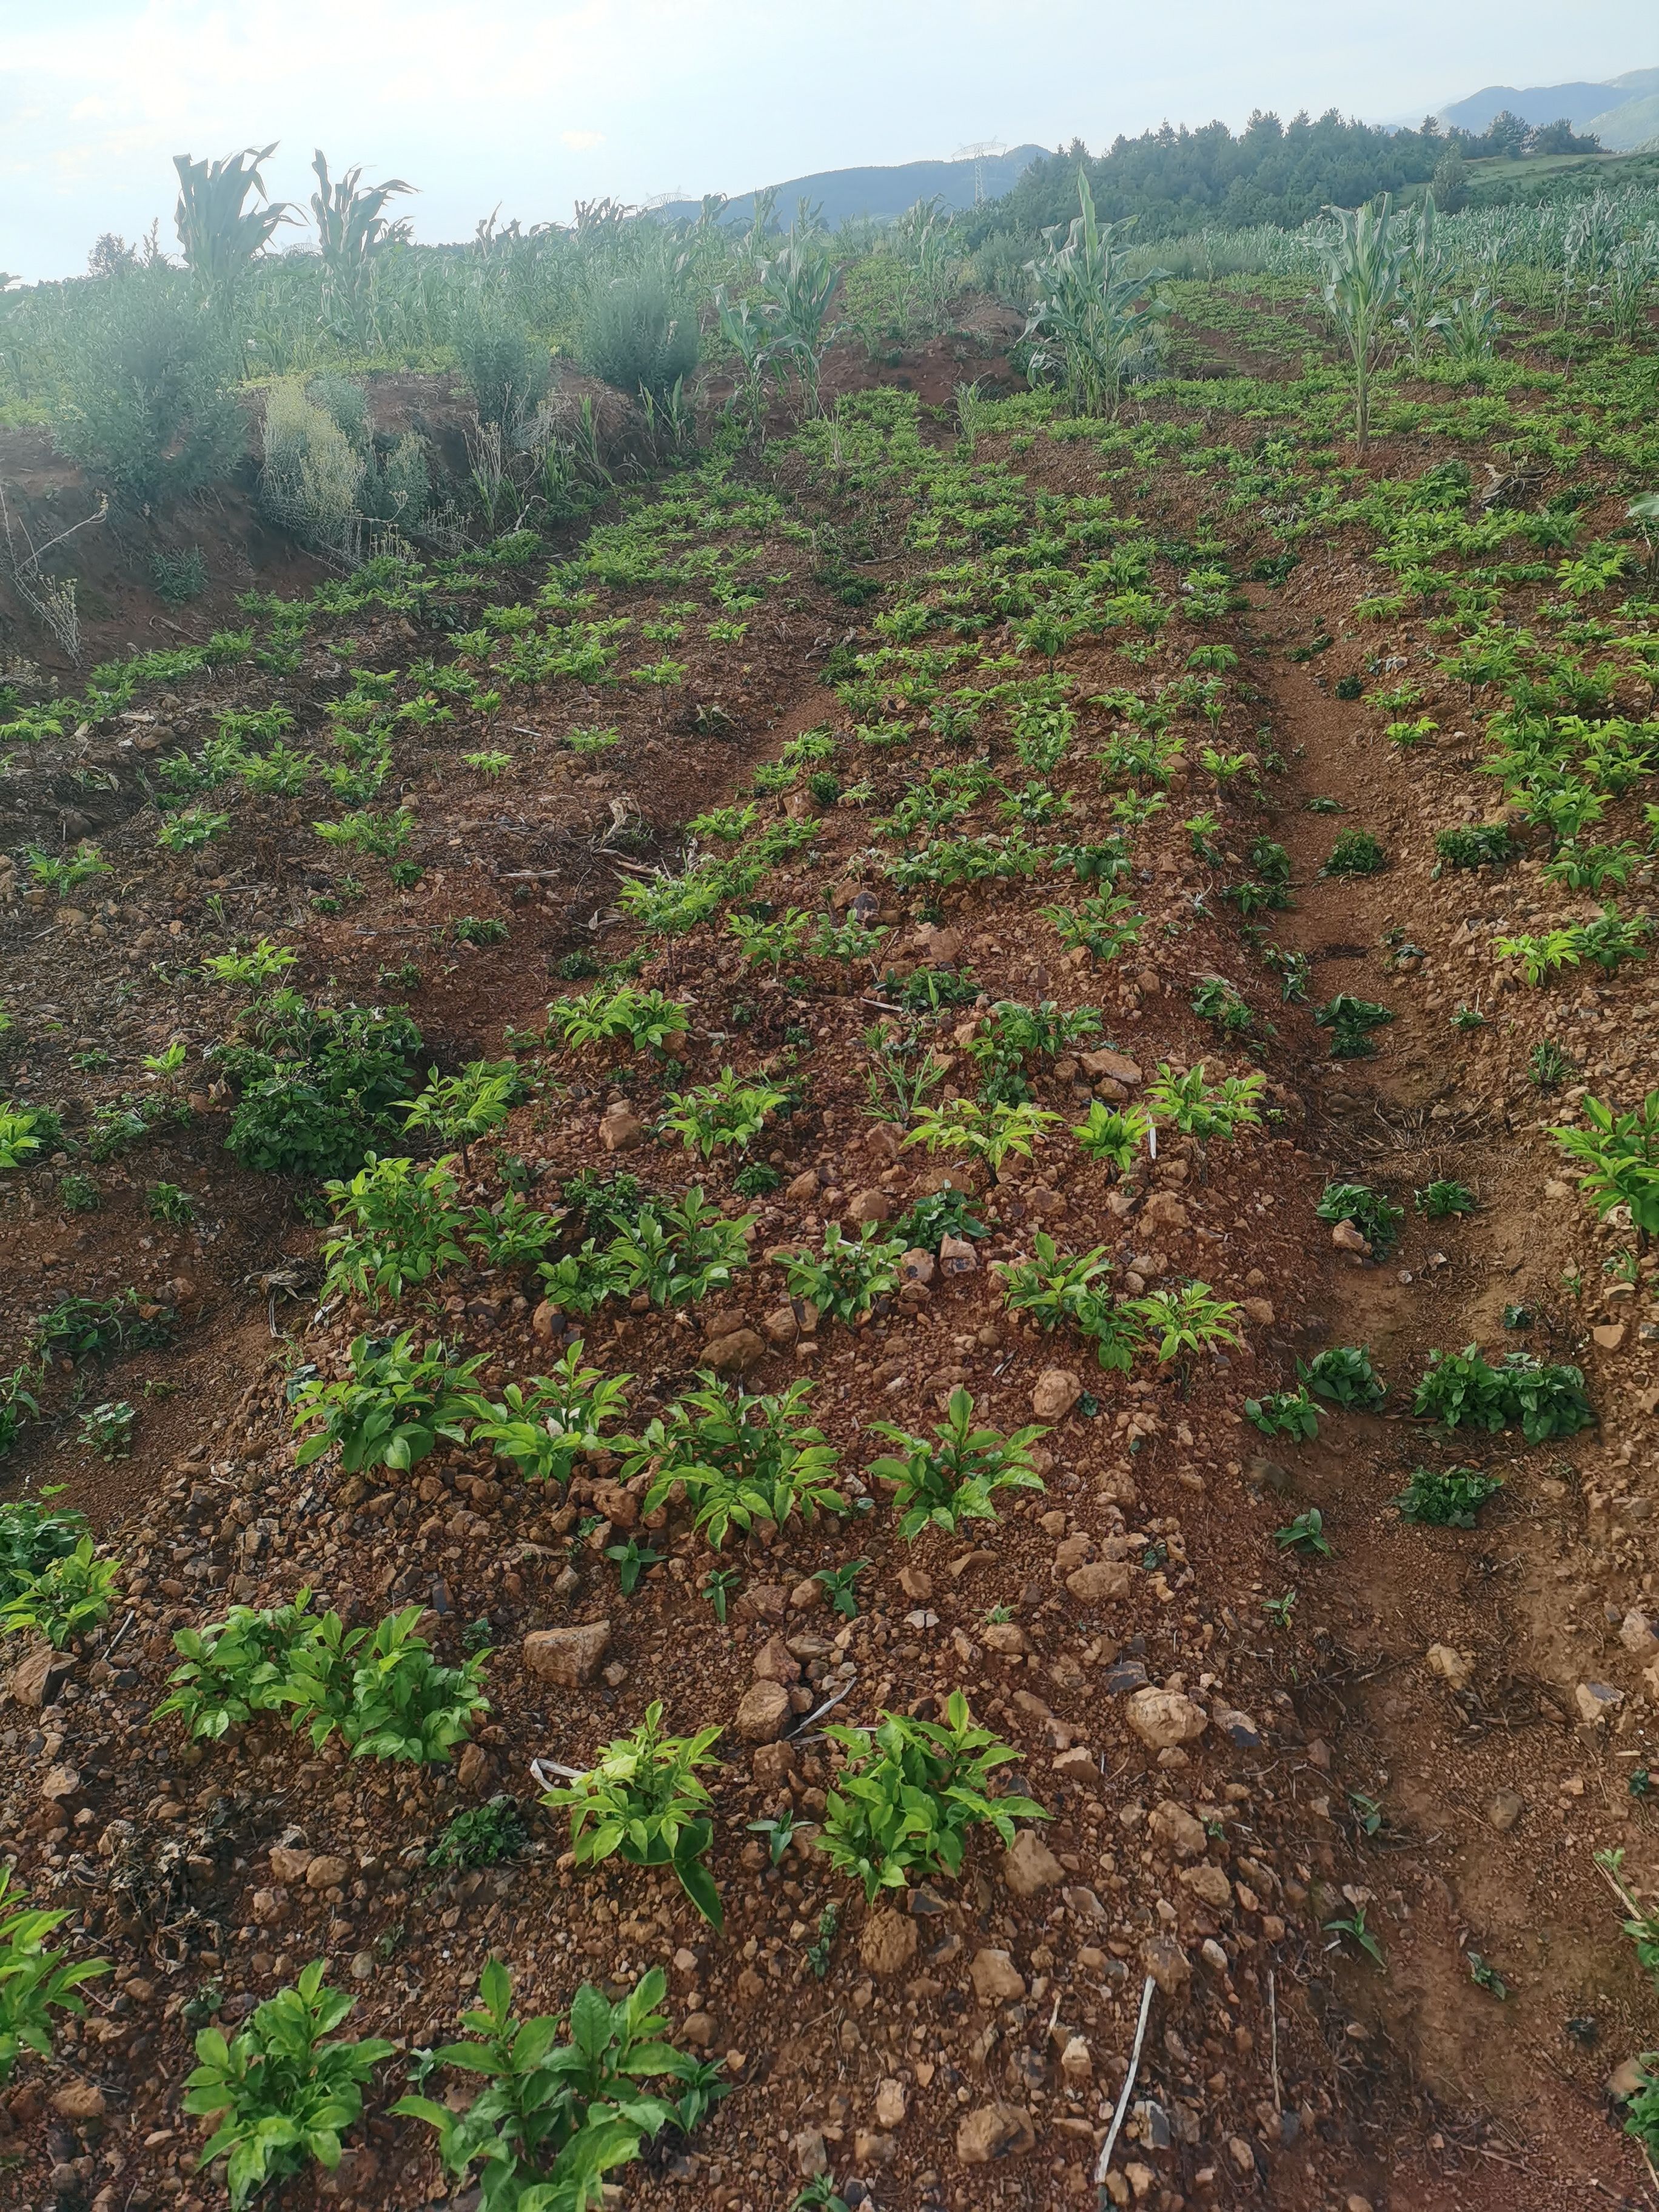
2, 0, 1654, 281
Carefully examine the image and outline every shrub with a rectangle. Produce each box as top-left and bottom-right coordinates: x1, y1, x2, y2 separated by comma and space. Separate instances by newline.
290, 1332, 482, 1475
1412, 1346, 1592, 1441
1552, 1093, 1659, 1237
548, 983, 688, 1054
577, 264, 701, 398
184, 1961, 394, 2211
1305, 1345, 1387, 1410
783, 1222, 905, 1324
1435, 824, 1514, 869
895, 1187, 987, 1251
1245, 1386, 1319, 1440
427, 1795, 528, 1871
0, 1866, 109, 2087
221, 997, 423, 1179
902, 1098, 1059, 1181
1322, 828, 1386, 876
820, 1692, 1047, 1900
628, 1376, 846, 1549
1315, 994, 1394, 1059
468, 1342, 632, 1486
1417, 1178, 1476, 1218
1316, 1179, 1404, 1253
77, 1399, 137, 1459
0, 1501, 87, 1603
661, 1070, 788, 1160
259, 380, 364, 552
321, 1153, 468, 1305
32, 1288, 175, 1364
0, 1538, 118, 1648
53, 269, 244, 508
603, 1189, 752, 1309
1395, 1466, 1504, 1526
394, 1962, 720, 2206
1071, 1101, 1151, 1174
541, 1703, 725, 1925
454, 308, 551, 431
868, 1387, 1046, 1540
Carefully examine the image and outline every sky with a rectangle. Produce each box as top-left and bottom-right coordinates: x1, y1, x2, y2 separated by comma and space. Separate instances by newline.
1, 0, 1655, 282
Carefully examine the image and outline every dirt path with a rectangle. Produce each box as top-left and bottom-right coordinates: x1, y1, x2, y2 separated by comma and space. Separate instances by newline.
1244, 577, 1656, 2210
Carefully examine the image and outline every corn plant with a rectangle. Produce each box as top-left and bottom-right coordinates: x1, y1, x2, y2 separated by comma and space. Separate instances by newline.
394, 1961, 720, 2210
307, 150, 414, 338
468, 1343, 632, 1486
868, 1387, 1045, 1541
541, 1704, 725, 1926
820, 1692, 1047, 1900
290, 1332, 481, 1474
174, 144, 292, 303
628, 1375, 845, 1549
783, 1222, 906, 1324
0, 1537, 118, 1648
1021, 174, 1170, 416
184, 1960, 394, 2211
1553, 1093, 1659, 1238
1318, 193, 1410, 447
0, 1868, 108, 2087
660, 1069, 788, 1160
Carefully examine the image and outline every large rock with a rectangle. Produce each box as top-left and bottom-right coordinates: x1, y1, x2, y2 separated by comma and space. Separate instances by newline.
957, 2104, 1036, 2165
751, 1635, 802, 1684
736, 1680, 792, 1743
702, 1329, 767, 1378
268, 1845, 313, 1883
523, 1621, 611, 1687
1140, 1932, 1192, 1997
1181, 1862, 1233, 1911
1425, 1643, 1472, 1692
857, 1908, 917, 1977
1126, 1687, 1209, 1751
1079, 1049, 1142, 1087
1002, 1828, 1065, 1897
51, 2082, 106, 2123
1031, 1369, 1081, 1422
1065, 1561, 1131, 1605
1148, 1800, 1207, 1860
970, 1948, 1026, 2003
7, 1643, 73, 1709
305, 1854, 350, 1890
599, 1103, 644, 1153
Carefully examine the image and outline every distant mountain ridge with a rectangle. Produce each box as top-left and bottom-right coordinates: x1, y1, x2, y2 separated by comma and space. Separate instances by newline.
1437, 64, 1659, 151
657, 145, 1050, 229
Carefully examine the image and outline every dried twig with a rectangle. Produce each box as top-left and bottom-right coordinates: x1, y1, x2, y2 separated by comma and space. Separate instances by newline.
1094, 1973, 1156, 2186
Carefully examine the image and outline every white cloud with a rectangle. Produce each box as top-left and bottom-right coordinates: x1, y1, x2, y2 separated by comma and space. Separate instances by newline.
562, 130, 606, 151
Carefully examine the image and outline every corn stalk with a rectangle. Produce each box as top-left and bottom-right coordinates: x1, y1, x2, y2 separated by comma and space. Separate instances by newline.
1021, 174, 1170, 417
1318, 193, 1409, 449
173, 144, 293, 304
309, 151, 415, 343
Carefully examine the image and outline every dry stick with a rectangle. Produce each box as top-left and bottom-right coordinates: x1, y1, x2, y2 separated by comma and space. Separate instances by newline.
1269, 1965, 1282, 2114
1094, 1973, 1157, 2187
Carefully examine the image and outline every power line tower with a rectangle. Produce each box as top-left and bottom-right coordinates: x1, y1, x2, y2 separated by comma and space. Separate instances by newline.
954, 140, 1009, 206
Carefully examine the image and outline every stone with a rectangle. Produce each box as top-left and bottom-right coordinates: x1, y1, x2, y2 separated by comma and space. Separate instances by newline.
916, 923, 964, 964
1031, 1369, 1082, 1423
39, 1763, 80, 1801
250, 1888, 286, 1926
982, 1621, 1031, 1657
1066, 1560, 1131, 1606
1148, 1800, 1208, 1860
306, 1854, 350, 1890
1592, 1323, 1627, 1352
733, 1582, 788, 1623
1621, 1610, 1659, 1662
50, 2082, 106, 2123
859, 1907, 917, 1977
1054, 1746, 1099, 1786
1078, 1048, 1142, 1087
752, 1635, 802, 1685
1002, 1829, 1065, 1897
736, 1680, 793, 1743
1140, 1190, 1188, 1232
599, 1103, 644, 1153
1126, 1687, 1208, 1751
1182, 1862, 1233, 1911
875, 2077, 908, 2127
523, 1621, 611, 1687
1242, 1297, 1275, 1326
971, 1948, 1027, 2003
792, 2127, 830, 2178
7, 1644, 73, 1709
899, 1566, 934, 1601
456, 1741, 491, 1793
900, 1247, 936, 1287
854, 2130, 898, 2169
680, 2010, 714, 2047
762, 1305, 799, 1347
939, 1234, 979, 1274
1059, 2035, 1093, 2082
846, 1189, 891, 1225
1486, 1789, 1525, 1834
1577, 1680, 1625, 1724
956, 2103, 1036, 2166
269, 1845, 313, 1883
1426, 1643, 1473, 1692
751, 1740, 797, 1791
1141, 1932, 1192, 1998
786, 1171, 820, 1204
1608, 2059, 1649, 2102
1212, 1705, 1264, 1751
703, 1328, 767, 1378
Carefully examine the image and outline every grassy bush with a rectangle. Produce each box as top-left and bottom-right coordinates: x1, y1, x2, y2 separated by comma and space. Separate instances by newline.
52, 269, 244, 508
576, 264, 700, 398
453, 307, 551, 431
